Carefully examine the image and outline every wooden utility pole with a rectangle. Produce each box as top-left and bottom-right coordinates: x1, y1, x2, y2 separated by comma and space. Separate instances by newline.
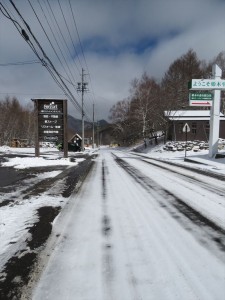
92, 103, 95, 148
77, 68, 88, 151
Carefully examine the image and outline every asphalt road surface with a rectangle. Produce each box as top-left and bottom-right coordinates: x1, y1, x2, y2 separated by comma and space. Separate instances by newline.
30, 149, 225, 300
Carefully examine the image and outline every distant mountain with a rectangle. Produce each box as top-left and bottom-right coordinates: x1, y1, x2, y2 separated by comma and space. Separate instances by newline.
67, 115, 109, 135
97, 119, 109, 127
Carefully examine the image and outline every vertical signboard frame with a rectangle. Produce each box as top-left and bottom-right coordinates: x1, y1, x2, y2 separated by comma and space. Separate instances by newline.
32, 99, 68, 158
33, 99, 39, 157
188, 64, 224, 157
63, 100, 68, 158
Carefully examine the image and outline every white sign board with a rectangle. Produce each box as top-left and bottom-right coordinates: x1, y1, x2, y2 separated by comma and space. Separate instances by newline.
189, 79, 225, 90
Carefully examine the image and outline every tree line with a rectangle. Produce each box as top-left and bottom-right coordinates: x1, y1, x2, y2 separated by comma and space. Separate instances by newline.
0, 96, 35, 146
108, 49, 225, 146
1, 49, 224, 147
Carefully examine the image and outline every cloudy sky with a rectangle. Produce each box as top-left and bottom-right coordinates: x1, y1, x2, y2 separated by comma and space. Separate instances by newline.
0, 0, 224, 121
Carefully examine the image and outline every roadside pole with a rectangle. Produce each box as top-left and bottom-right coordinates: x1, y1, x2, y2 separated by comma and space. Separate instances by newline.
92, 103, 95, 148
189, 64, 225, 158
185, 127, 187, 158
209, 65, 222, 157
183, 123, 190, 159
77, 69, 88, 151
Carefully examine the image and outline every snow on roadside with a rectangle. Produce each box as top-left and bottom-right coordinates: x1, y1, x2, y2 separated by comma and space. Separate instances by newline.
132, 144, 225, 175
1, 156, 81, 169
0, 147, 84, 273
0, 144, 224, 281
0, 192, 67, 271
0, 146, 88, 169
0, 146, 99, 273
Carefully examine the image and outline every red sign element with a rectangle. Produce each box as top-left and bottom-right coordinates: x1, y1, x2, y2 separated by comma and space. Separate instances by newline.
192, 101, 211, 105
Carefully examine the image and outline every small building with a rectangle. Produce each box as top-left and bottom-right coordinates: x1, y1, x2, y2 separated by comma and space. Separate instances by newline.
165, 110, 225, 141
11, 138, 29, 148
68, 133, 82, 151
68, 133, 82, 146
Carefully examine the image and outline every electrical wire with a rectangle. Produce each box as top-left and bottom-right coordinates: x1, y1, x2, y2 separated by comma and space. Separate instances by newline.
68, 0, 98, 119
28, 0, 76, 87
57, 0, 82, 69
42, 0, 84, 106
8, 0, 86, 116
45, 0, 80, 75
0, 60, 40, 66
1, 1, 94, 121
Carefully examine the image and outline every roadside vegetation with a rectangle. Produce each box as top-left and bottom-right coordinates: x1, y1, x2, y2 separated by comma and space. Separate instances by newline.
109, 49, 225, 146
0, 49, 225, 147
0, 96, 35, 146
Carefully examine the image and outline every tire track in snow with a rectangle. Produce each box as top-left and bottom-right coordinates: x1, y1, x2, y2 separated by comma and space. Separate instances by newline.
113, 154, 225, 261
139, 157, 225, 199
101, 159, 114, 300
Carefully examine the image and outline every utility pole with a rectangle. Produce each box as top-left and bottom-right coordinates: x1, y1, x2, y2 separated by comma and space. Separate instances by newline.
97, 121, 100, 148
77, 68, 88, 151
92, 103, 95, 148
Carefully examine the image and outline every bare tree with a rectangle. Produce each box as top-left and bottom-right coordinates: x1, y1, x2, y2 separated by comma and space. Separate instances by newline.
161, 49, 204, 110
0, 97, 35, 146
108, 99, 132, 145
108, 49, 225, 146
130, 74, 161, 138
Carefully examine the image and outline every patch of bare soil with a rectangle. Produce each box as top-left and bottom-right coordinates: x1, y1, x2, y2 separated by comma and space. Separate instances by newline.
0, 206, 60, 300
0, 154, 96, 299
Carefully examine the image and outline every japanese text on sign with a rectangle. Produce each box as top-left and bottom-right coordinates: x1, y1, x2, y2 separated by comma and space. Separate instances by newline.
189, 79, 225, 90
189, 92, 213, 100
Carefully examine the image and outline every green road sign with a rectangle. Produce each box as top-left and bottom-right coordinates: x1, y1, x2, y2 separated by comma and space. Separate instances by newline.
189, 92, 213, 101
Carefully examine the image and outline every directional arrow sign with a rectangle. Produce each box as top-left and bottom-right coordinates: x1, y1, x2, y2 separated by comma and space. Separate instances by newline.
189, 100, 212, 106
183, 123, 190, 133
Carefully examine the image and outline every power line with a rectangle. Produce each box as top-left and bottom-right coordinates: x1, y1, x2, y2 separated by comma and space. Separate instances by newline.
6, 0, 88, 117
1, 0, 94, 121
69, 0, 88, 73
29, 0, 77, 89
68, 0, 98, 119
38, 0, 80, 86
0, 60, 40, 66
57, 0, 82, 69
45, 0, 80, 75
0, 3, 43, 61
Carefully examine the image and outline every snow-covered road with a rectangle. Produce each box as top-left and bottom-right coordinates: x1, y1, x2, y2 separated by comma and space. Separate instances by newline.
32, 149, 225, 300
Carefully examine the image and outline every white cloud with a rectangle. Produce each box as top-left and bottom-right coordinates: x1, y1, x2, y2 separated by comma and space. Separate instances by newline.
0, 0, 224, 121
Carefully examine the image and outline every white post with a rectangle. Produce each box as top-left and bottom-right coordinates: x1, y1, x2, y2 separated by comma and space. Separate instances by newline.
208, 64, 222, 158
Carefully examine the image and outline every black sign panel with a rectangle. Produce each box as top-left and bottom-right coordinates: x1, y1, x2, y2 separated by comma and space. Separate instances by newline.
33, 98, 67, 157
38, 101, 63, 114
37, 100, 65, 143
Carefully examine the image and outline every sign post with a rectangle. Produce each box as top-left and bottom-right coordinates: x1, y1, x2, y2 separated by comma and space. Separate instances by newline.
32, 99, 68, 158
209, 65, 222, 158
183, 123, 190, 158
189, 64, 224, 158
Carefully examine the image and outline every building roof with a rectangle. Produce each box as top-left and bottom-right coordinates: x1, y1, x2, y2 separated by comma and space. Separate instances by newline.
164, 110, 225, 121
